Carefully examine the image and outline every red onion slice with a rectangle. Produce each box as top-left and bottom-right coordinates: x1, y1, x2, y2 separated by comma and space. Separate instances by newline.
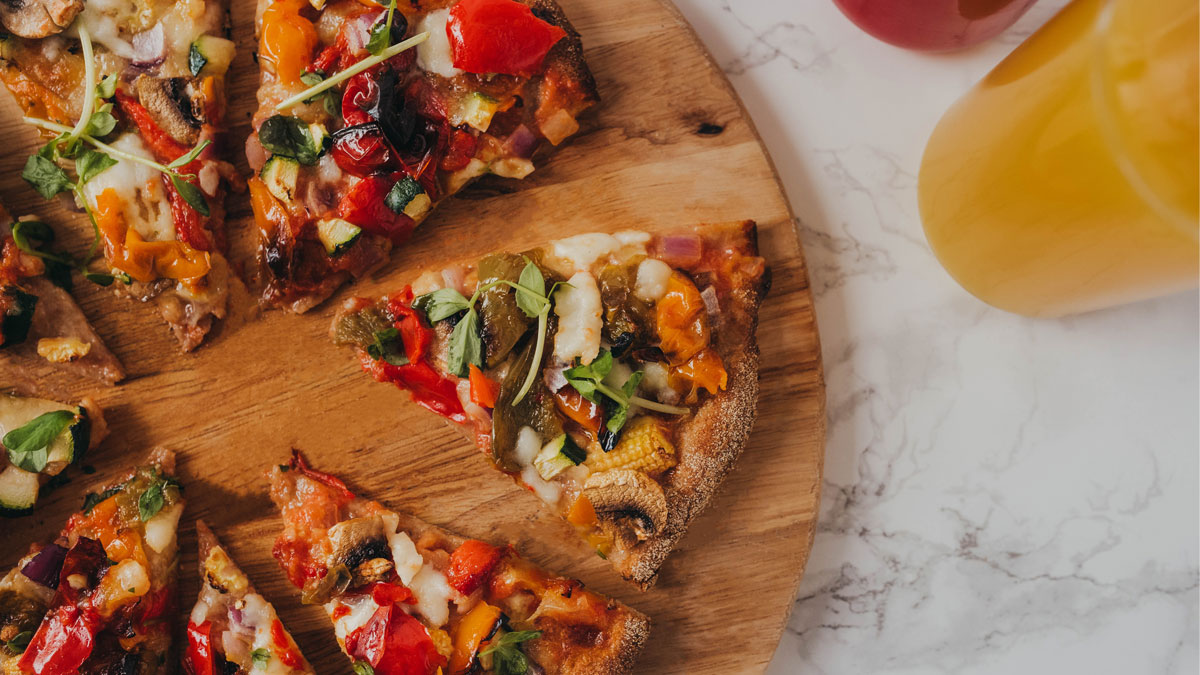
20, 543, 66, 588
506, 125, 539, 159
131, 24, 166, 68
700, 286, 720, 318
656, 234, 704, 267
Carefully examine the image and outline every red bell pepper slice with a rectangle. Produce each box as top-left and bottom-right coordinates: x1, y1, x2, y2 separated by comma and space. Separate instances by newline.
165, 175, 211, 251
446, 0, 566, 77
271, 619, 306, 669
288, 449, 357, 501
115, 92, 196, 169
468, 365, 499, 409
439, 129, 477, 172
184, 620, 216, 675
17, 605, 97, 675
445, 540, 503, 595
345, 605, 445, 675
362, 354, 467, 424
368, 582, 415, 606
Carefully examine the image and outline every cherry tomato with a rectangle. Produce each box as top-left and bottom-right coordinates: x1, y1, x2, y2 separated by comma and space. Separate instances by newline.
440, 129, 477, 172
446, 0, 567, 77
331, 124, 395, 177
346, 605, 445, 675
369, 582, 414, 606
342, 71, 382, 127
336, 176, 414, 244
446, 540, 503, 595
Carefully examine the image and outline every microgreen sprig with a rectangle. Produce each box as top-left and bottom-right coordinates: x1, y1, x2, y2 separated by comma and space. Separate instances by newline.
275, 31, 429, 112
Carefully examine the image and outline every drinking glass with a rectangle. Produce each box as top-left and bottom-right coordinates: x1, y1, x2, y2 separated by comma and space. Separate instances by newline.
834, 0, 1039, 51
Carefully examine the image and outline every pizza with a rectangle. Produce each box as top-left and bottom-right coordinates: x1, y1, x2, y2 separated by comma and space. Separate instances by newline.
0, 392, 105, 516
247, 0, 598, 312
0, 448, 184, 673
0, 0, 241, 351
269, 451, 649, 674
183, 521, 314, 675
331, 221, 768, 587
0, 207, 124, 385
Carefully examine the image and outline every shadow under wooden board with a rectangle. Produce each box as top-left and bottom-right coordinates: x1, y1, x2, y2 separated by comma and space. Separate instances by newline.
0, 0, 825, 672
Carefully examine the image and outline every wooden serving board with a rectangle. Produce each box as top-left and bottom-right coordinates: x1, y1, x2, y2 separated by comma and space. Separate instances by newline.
0, 0, 825, 672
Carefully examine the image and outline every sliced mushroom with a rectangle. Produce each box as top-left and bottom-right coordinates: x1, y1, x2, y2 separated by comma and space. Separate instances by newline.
134, 76, 206, 146
352, 557, 395, 586
326, 515, 392, 572
582, 470, 668, 542
0, 0, 82, 39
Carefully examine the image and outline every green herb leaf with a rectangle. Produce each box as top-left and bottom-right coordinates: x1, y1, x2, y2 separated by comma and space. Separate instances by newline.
4, 630, 32, 654
259, 115, 324, 165
96, 74, 118, 100
564, 351, 614, 404
22, 154, 73, 198
85, 109, 116, 138
480, 630, 541, 675
447, 309, 482, 377
188, 43, 207, 76
366, 327, 409, 366
82, 486, 121, 514
11, 220, 76, 268
352, 662, 376, 675
138, 480, 165, 521
84, 272, 117, 287
366, 0, 398, 55
413, 288, 472, 323
2, 410, 76, 473
169, 175, 210, 217
76, 148, 117, 186
251, 648, 271, 669
168, 139, 212, 169
515, 260, 546, 318
300, 71, 323, 88
605, 370, 644, 434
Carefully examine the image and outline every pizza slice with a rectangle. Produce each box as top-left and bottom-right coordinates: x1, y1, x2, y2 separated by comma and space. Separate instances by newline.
0, 391, 106, 516
183, 521, 314, 675
248, 0, 598, 312
270, 451, 649, 674
0, 206, 124, 384
331, 222, 769, 588
0, 0, 241, 350
0, 448, 184, 673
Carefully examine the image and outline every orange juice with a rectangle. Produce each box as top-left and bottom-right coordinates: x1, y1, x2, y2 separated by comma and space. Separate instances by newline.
918, 0, 1198, 317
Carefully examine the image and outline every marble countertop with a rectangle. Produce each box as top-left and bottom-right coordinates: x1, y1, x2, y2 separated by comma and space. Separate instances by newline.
669, 1, 1200, 672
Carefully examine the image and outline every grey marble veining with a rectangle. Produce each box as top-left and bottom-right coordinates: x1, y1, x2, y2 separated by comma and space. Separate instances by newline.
670, 1, 1200, 672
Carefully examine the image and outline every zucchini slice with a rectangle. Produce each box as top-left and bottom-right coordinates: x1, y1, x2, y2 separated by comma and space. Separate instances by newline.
260, 155, 301, 203
0, 285, 37, 348
0, 395, 92, 516
534, 434, 586, 481
189, 35, 237, 77
317, 218, 363, 256
385, 177, 432, 220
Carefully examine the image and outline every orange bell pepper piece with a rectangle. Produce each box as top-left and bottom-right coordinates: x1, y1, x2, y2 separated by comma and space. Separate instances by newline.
94, 188, 211, 283
655, 272, 710, 364
448, 601, 502, 675
671, 347, 728, 400
566, 494, 597, 527
468, 364, 499, 408
260, 0, 318, 87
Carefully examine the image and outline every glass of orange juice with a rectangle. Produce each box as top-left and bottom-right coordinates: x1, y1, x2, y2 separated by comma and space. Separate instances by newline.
918, 0, 1198, 317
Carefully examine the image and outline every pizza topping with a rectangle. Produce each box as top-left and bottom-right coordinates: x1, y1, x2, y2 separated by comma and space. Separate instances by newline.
447, 601, 502, 674
552, 271, 602, 366
0, 0, 81, 39
260, 0, 319, 87
445, 540, 502, 596
414, 9, 461, 79
634, 258, 672, 303
445, 0, 566, 78
582, 469, 668, 542
407, 563, 455, 627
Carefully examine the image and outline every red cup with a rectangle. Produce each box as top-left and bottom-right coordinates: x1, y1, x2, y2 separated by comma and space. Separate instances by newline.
833, 0, 1038, 51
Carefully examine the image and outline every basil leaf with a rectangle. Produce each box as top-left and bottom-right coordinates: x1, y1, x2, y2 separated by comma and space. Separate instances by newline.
82, 486, 121, 514
36, 134, 66, 161
169, 175, 211, 217
85, 109, 116, 138
352, 662, 375, 675
22, 154, 73, 199
300, 71, 323, 88
138, 480, 165, 521
95, 74, 118, 100
75, 149, 117, 186
259, 115, 323, 165
251, 648, 271, 669
565, 371, 599, 404
366, 327, 408, 366
447, 310, 482, 377
515, 260, 546, 318
5, 630, 32, 654
2, 410, 75, 473
413, 288, 471, 323
168, 139, 212, 169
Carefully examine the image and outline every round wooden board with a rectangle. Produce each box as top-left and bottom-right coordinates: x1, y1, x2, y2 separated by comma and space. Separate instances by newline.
0, 0, 825, 671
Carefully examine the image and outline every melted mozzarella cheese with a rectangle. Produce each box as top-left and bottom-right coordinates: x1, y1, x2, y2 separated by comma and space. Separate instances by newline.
521, 465, 563, 505
514, 426, 541, 467
143, 503, 182, 553
83, 134, 176, 242
388, 528, 424, 586
75, 4, 135, 58
328, 594, 381, 642
416, 10, 462, 78
514, 426, 562, 503
635, 259, 672, 302
553, 272, 603, 365
544, 231, 650, 276
408, 564, 454, 627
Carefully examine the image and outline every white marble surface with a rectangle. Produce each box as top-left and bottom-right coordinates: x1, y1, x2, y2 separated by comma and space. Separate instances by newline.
668, 1, 1200, 673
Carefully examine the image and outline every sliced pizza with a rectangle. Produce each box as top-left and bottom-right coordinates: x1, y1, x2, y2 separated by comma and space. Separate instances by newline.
0, 0, 241, 350
0, 448, 183, 673
270, 451, 649, 674
248, 0, 598, 312
0, 391, 106, 516
331, 222, 769, 588
0, 206, 125, 384
183, 520, 314, 675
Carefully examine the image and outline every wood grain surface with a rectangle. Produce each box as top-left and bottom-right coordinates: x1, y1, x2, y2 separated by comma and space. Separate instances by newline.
0, 0, 826, 672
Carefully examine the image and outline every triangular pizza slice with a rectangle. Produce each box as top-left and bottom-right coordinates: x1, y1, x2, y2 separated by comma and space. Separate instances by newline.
269, 451, 648, 674
0, 0, 240, 350
0, 448, 184, 673
331, 221, 769, 588
248, 0, 598, 312
0, 205, 124, 384
183, 520, 314, 675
